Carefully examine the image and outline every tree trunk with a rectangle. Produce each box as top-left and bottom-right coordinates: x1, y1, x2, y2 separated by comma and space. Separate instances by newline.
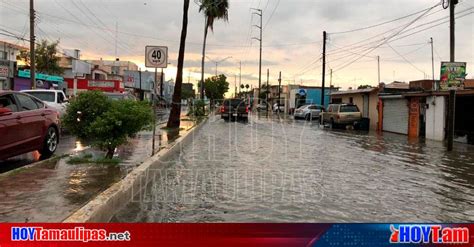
167, 0, 190, 129
106, 147, 115, 159
200, 19, 208, 100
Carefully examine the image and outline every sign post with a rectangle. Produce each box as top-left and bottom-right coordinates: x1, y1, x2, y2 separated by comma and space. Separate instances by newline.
145, 46, 168, 156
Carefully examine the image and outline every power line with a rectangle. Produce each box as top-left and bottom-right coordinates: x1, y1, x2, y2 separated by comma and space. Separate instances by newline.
263, 0, 280, 30
386, 43, 426, 75
329, 4, 439, 35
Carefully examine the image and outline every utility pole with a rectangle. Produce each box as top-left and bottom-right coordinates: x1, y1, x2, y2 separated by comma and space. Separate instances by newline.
430, 38, 435, 85
160, 68, 164, 97
266, 68, 269, 116
377, 55, 381, 85
278, 71, 281, 115
447, 0, 458, 151
234, 74, 237, 98
330, 69, 333, 89
321, 31, 327, 107
29, 0, 36, 89
239, 61, 242, 94
251, 8, 262, 105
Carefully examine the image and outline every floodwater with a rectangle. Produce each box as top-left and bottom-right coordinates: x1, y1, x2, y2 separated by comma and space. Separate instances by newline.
113, 114, 474, 222
0, 116, 195, 222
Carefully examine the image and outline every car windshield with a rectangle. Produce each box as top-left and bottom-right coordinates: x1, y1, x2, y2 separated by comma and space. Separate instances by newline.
340, 105, 359, 112
224, 99, 245, 107
24, 92, 55, 102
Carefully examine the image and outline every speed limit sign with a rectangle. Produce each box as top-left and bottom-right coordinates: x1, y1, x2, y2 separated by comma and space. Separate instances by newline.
145, 46, 168, 68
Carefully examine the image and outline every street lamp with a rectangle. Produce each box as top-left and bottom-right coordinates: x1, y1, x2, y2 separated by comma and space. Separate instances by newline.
205, 56, 232, 76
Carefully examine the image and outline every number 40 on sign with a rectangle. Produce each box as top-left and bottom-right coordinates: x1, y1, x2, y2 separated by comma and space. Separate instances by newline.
145, 46, 168, 68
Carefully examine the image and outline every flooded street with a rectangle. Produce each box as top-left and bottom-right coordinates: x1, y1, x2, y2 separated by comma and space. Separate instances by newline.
113, 114, 474, 222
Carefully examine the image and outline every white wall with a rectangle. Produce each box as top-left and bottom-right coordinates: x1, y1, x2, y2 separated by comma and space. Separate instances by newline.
426, 96, 446, 141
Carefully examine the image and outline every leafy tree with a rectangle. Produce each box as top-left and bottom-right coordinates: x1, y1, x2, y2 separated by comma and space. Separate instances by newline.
167, 0, 190, 129
181, 87, 195, 99
204, 74, 229, 103
62, 91, 111, 139
357, 85, 373, 89
198, 0, 229, 98
18, 39, 64, 75
62, 91, 153, 159
90, 100, 153, 158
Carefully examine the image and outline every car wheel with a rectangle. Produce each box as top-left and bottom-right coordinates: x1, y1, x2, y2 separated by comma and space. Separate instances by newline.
40, 126, 58, 158
305, 114, 311, 121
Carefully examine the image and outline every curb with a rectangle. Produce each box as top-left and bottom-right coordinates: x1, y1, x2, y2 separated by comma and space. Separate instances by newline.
62, 117, 208, 223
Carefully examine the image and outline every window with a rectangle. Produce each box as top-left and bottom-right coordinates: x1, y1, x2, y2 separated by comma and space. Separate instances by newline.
0, 51, 7, 60
16, 94, 39, 111
111, 66, 120, 75
349, 97, 354, 104
0, 94, 19, 112
309, 105, 317, 110
57, 92, 65, 103
327, 105, 333, 112
340, 105, 359, 113
24, 92, 55, 103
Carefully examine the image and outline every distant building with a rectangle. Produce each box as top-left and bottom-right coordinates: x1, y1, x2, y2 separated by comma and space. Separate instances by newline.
331, 87, 379, 130
0, 40, 26, 90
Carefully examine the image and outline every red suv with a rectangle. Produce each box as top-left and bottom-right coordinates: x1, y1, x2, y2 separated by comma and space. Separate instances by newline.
0, 91, 60, 160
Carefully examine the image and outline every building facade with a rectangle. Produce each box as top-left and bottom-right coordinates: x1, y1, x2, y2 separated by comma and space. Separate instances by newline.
331, 87, 379, 130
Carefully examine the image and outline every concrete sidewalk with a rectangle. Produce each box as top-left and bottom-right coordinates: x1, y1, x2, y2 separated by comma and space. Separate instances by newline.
0, 117, 196, 222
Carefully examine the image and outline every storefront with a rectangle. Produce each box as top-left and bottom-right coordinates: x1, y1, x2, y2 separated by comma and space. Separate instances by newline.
64, 78, 123, 96
14, 70, 65, 91
0, 60, 15, 90
379, 96, 409, 135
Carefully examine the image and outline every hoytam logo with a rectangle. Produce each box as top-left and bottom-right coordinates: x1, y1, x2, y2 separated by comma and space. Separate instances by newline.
11, 227, 131, 242
390, 224, 469, 244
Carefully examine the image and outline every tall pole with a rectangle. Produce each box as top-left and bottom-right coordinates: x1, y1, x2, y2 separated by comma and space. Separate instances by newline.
29, 0, 36, 89
266, 68, 269, 116
215, 62, 218, 76
377, 55, 381, 85
447, 0, 458, 151
321, 31, 327, 107
278, 71, 281, 115
258, 9, 262, 104
251, 8, 262, 105
330, 69, 333, 88
160, 68, 164, 97
430, 38, 435, 87
239, 61, 242, 94
234, 74, 237, 98
152, 68, 157, 156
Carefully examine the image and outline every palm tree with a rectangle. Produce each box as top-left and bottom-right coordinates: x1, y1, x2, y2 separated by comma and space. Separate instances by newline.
199, 0, 229, 100
167, 0, 190, 128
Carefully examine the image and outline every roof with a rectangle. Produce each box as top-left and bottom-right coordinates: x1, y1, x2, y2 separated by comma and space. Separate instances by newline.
0, 40, 28, 51
384, 81, 410, 90
331, 87, 378, 96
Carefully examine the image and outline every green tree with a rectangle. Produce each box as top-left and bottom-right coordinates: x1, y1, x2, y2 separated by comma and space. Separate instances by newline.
181, 87, 195, 100
198, 0, 229, 98
62, 91, 153, 159
18, 39, 64, 75
167, 0, 190, 129
204, 74, 229, 103
357, 85, 373, 89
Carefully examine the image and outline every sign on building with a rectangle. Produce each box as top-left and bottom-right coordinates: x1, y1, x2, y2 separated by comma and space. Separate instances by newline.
145, 46, 168, 68
0, 65, 8, 78
440, 62, 467, 90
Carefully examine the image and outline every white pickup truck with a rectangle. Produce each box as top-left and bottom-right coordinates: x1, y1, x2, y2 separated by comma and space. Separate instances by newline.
21, 89, 69, 116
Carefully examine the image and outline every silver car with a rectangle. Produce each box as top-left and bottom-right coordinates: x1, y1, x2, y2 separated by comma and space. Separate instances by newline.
294, 104, 325, 120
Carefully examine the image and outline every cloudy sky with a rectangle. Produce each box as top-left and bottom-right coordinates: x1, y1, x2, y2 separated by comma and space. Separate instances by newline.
1, 0, 473, 93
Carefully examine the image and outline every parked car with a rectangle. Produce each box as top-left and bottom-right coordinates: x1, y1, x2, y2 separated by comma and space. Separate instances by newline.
321, 103, 362, 128
256, 103, 267, 112
220, 99, 249, 121
273, 103, 285, 113
104, 92, 138, 101
0, 91, 60, 160
21, 89, 68, 116
294, 104, 325, 120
